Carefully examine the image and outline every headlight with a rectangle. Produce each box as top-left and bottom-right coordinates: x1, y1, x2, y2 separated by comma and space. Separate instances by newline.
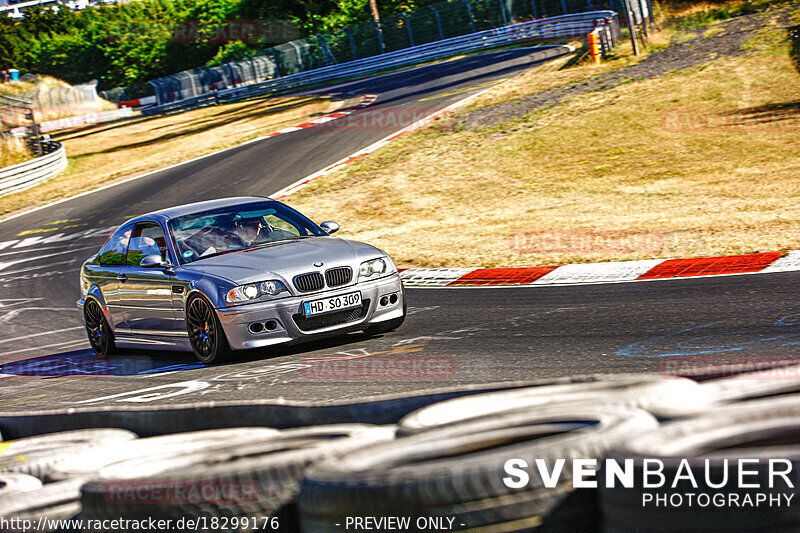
226, 280, 289, 304
359, 257, 393, 279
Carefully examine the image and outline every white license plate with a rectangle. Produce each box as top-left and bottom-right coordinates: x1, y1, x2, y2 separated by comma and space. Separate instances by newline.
303, 292, 362, 317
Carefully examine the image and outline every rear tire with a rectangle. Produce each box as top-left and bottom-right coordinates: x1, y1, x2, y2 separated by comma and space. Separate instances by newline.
83, 299, 116, 357
186, 296, 232, 364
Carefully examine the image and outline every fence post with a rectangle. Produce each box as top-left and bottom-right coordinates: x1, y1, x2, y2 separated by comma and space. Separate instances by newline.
622, 0, 640, 55
288, 42, 305, 71
269, 48, 281, 77
400, 13, 415, 46
499, 0, 509, 26
561, 0, 567, 15
463, 0, 476, 33
530, 0, 537, 18
344, 28, 358, 60
429, 6, 445, 40
372, 20, 386, 53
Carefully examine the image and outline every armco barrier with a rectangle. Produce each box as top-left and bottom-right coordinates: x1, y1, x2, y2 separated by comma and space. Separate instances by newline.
144, 11, 619, 116
0, 141, 67, 197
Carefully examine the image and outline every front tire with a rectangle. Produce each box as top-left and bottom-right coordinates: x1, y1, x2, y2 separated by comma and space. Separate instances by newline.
84, 299, 116, 357
186, 296, 231, 364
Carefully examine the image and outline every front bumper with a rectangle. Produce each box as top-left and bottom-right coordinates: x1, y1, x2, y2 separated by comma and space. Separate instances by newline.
215, 273, 404, 350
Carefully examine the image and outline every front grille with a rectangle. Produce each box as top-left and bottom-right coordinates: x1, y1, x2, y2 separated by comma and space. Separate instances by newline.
293, 300, 370, 331
325, 266, 352, 288
294, 272, 324, 292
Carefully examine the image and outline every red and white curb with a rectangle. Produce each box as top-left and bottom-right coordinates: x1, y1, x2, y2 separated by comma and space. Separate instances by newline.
262, 94, 378, 139
399, 251, 800, 287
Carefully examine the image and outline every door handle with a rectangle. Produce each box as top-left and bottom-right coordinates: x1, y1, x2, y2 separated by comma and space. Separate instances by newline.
117, 274, 128, 282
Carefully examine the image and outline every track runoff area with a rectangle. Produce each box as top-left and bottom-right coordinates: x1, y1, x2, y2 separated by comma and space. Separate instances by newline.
1, 46, 800, 532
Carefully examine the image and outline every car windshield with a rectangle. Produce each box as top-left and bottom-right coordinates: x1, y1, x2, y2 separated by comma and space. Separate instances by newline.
168, 201, 326, 264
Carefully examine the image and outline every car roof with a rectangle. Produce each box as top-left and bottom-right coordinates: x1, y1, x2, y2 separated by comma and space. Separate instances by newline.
127, 196, 274, 223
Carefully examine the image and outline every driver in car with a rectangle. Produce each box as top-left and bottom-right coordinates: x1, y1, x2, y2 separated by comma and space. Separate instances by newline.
235, 217, 269, 245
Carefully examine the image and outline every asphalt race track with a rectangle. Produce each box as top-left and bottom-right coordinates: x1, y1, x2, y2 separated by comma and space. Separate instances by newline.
1, 48, 799, 411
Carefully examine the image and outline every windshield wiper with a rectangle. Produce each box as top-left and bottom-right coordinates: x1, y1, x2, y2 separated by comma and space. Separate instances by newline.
244, 236, 315, 252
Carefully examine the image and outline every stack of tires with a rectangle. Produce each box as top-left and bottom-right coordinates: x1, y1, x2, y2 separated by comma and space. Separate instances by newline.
2, 371, 800, 531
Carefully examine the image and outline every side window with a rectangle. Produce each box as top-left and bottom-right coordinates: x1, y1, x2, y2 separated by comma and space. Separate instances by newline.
98, 225, 132, 266
126, 223, 169, 266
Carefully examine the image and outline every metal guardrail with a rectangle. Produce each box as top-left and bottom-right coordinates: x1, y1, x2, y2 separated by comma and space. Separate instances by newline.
143, 11, 619, 116
0, 141, 67, 197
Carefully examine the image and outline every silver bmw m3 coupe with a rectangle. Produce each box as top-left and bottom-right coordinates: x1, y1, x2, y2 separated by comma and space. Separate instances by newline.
77, 197, 406, 363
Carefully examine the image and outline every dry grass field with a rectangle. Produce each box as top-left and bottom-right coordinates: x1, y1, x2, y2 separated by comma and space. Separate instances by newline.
286, 5, 800, 267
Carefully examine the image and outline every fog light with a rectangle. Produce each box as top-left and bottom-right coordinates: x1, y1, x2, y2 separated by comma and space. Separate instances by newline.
265, 320, 278, 331
249, 322, 264, 334
389, 294, 398, 304
380, 296, 389, 306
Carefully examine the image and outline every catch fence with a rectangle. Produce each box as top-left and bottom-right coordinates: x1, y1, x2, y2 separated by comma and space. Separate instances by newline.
148, 0, 649, 105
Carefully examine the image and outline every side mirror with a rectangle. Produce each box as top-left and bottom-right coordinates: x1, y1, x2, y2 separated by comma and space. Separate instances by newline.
320, 221, 340, 235
140, 254, 171, 268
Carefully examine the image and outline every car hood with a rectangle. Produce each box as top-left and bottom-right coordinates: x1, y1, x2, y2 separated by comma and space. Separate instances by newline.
181, 237, 385, 285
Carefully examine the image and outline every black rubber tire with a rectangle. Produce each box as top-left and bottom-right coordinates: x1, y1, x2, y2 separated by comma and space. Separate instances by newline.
0, 429, 137, 481
0, 472, 42, 496
83, 298, 117, 357
600, 397, 800, 532
49, 427, 281, 481
186, 295, 232, 364
398, 374, 700, 434
79, 424, 395, 529
299, 405, 657, 531
364, 284, 407, 336
650, 365, 800, 419
0, 478, 84, 532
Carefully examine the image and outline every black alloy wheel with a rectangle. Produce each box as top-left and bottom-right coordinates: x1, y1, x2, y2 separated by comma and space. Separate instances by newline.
84, 299, 116, 357
186, 296, 231, 364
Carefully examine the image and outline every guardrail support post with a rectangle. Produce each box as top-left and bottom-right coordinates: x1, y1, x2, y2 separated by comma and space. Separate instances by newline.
499, 0, 508, 26
530, 0, 537, 18
561, 0, 567, 15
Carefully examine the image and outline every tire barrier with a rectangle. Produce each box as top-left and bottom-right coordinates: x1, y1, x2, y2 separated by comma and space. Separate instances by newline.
0, 428, 137, 480
647, 365, 800, 419
0, 479, 85, 532
300, 405, 658, 532
397, 374, 703, 434
79, 425, 395, 529
0, 141, 67, 197
600, 398, 800, 532
1, 372, 799, 530
0, 473, 43, 496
